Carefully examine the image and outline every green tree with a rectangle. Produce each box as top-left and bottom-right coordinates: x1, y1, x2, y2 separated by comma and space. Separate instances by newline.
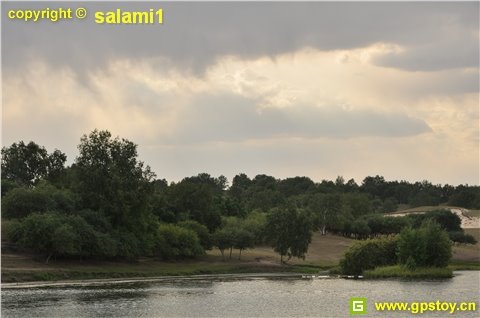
212, 228, 233, 261
168, 180, 221, 231
309, 193, 344, 235
350, 219, 371, 239
397, 221, 452, 268
2, 181, 78, 219
74, 130, 155, 228
265, 206, 312, 263
1, 141, 66, 186
233, 228, 255, 260
7, 212, 122, 261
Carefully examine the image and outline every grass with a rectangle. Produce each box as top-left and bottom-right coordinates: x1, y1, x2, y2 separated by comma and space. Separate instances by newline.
389, 206, 446, 214
364, 265, 453, 279
448, 260, 480, 271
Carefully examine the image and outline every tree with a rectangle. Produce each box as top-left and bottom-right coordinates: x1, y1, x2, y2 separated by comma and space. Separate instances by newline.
309, 193, 344, 235
449, 185, 480, 209
2, 181, 77, 219
213, 228, 234, 261
278, 176, 315, 197
350, 220, 371, 239
344, 193, 373, 217
265, 206, 312, 263
233, 228, 255, 260
6, 212, 117, 262
229, 173, 252, 200
168, 180, 221, 231
74, 130, 155, 228
397, 221, 451, 268
1, 141, 66, 186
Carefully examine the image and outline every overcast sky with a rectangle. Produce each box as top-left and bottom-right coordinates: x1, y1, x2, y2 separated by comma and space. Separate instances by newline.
2, 1, 479, 185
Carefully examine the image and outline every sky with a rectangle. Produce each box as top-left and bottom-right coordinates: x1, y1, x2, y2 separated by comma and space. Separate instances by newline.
2, 1, 479, 186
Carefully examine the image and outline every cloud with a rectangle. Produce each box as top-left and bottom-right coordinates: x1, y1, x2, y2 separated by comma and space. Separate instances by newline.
2, 2, 478, 75
169, 93, 431, 143
2, 2, 478, 185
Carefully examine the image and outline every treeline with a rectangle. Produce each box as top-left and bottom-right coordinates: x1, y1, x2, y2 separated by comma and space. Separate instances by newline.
331, 210, 476, 244
2, 130, 479, 262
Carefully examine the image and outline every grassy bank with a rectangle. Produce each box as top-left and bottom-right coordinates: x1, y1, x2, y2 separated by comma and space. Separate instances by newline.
448, 260, 480, 271
364, 265, 453, 279
2, 262, 325, 283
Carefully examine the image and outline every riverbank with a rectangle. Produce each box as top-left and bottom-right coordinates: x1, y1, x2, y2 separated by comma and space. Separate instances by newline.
1, 272, 308, 289
1, 258, 325, 283
364, 265, 454, 279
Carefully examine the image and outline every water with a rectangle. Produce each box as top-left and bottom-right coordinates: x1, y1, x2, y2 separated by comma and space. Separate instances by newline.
2, 272, 479, 317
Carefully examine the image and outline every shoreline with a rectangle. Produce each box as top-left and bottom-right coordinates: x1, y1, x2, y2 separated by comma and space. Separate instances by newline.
3, 270, 478, 290
1, 272, 306, 289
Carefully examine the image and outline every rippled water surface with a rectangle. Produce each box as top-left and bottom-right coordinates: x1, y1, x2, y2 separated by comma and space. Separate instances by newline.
2, 271, 479, 317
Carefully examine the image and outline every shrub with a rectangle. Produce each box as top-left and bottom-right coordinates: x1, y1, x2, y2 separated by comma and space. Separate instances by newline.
156, 224, 204, 260
449, 231, 477, 244
340, 237, 397, 275
177, 220, 212, 250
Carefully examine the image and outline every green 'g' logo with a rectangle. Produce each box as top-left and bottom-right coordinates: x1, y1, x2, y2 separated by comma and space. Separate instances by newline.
350, 297, 367, 315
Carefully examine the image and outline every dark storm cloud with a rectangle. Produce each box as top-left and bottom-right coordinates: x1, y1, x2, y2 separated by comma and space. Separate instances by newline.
169, 94, 431, 143
2, 2, 478, 74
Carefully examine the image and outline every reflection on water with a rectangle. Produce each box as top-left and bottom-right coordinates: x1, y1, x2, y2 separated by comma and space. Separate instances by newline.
2, 272, 479, 317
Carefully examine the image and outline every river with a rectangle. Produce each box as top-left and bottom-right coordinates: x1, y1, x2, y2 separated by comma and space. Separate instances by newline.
2, 271, 479, 317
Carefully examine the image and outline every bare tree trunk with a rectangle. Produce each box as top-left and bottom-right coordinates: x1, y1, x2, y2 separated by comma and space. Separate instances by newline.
280, 254, 283, 264
238, 249, 242, 260
220, 249, 225, 261
46, 253, 53, 264
229, 247, 233, 259
321, 208, 328, 235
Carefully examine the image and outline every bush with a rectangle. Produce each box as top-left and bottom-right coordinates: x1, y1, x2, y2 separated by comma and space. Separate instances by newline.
397, 220, 451, 268
177, 220, 212, 250
340, 237, 397, 275
449, 231, 477, 245
7, 213, 80, 262
156, 224, 204, 260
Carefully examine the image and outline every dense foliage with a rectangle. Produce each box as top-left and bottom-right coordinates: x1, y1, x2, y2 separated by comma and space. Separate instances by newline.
339, 238, 398, 275
2, 130, 478, 263
397, 221, 452, 268
340, 220, 453, 275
